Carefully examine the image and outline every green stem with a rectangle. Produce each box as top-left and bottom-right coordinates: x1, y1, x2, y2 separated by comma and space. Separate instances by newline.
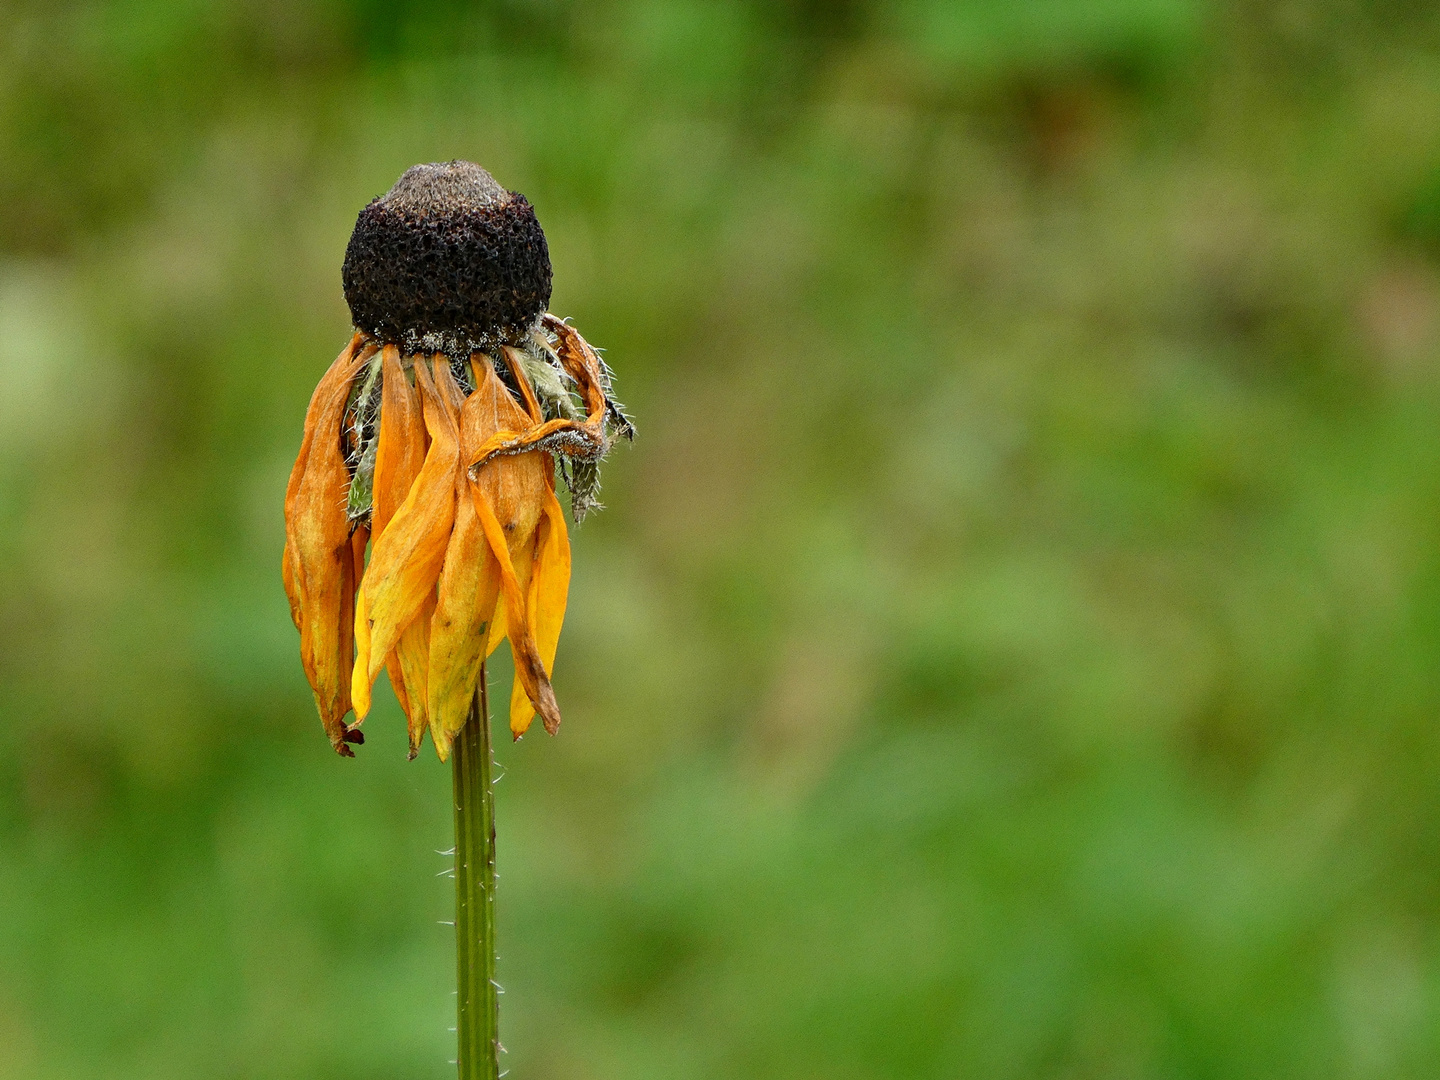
453, 665, 499, 1080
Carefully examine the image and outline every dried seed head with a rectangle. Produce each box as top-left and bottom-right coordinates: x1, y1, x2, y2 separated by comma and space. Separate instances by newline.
342, 161, 553, 357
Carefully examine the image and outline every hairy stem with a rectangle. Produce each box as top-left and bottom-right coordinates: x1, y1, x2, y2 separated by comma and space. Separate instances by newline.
453, 667, 499, 1079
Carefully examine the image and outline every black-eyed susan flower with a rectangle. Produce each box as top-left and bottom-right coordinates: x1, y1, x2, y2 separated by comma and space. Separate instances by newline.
283, 160, 631, 761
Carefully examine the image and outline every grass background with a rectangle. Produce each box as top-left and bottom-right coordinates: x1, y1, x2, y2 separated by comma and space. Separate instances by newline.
4, 1, 1440, 1076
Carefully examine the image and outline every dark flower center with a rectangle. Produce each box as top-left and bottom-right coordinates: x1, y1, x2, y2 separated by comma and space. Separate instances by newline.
342, 161, 553, 356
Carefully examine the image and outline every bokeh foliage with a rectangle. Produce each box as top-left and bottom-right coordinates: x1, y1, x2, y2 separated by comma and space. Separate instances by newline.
4, 0, 1440, 1077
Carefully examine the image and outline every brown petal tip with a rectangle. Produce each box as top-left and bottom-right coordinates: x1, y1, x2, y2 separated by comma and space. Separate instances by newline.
538, 683, 562, 736
342, 726, 366, 744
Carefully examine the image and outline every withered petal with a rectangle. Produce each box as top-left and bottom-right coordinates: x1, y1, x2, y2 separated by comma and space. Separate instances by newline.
397, 592, 434, 758
352, 356, 459, 715
427, 484, 502, 762
286, 336, 370, 752
508, 488, 571, 738
372, 345, 427, 539
472, 477, 560, 737
282, 540, 302, 631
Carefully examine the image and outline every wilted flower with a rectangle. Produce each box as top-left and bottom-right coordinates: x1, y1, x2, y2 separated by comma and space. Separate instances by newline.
283, 161, 631, 760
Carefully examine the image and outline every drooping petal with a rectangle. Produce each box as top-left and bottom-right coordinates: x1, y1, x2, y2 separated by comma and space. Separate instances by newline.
282, 334, 364, 636
348, 526, 369, 729
285, 334, 365, 528
350, 524, 369, 588
484, 593, 509, 659
467, 345, 606, 468
336, 531, 361, 753
499, 344, 544, 422
285, 336, 370, 754
460, 355, 557, 733
352, 584, 374, 718
500, 527, 537, 722
282, 541, 302, 631
460, 354, 569, 736
384, 650, 410, 721
397, 592, 434, 757
508, 487, 571, 738
541, 314, 609, 426
351, 356, 459, 717
425, 353, 546, 758
369, 344, 430, 732
372, 345, 428, 537
427, 480, 502, 761
473, 484, 560, 736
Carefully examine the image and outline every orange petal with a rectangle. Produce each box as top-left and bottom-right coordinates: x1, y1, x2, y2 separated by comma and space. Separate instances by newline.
499, 345, 544, 422
464, 355, 546, 538
283, 334, 364, 636
370, 345, 430, 732
461, 353, 545, 666
372, 345, 427, 539
285, 335, 370, 754
285, 333, 365, 526
385, 650, 410, 721
427, 353, 546, 758
508, 487, 571, 738
448, 354, 559, 738
282, 540, 302, 631
352, 356, 459, 716
350, 524, 370, 587
335, 534, 358, 752
542, 315, 608, 426
461, 353, 550, 656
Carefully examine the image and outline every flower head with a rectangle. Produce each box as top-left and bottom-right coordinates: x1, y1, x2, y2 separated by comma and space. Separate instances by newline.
284, 161, 631, 760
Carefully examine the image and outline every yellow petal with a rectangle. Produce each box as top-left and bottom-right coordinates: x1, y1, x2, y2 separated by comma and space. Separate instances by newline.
509, 488, 571, 738
345, 524, 371, 725
369, 345, 430, 731
484, 593, 509, 658
352, 584, 373, 719
426, 485, 502, 761
397, 592, 434, 757
352, 356, 459, 717
472, 481, 559, 736
459, 355, 555, 735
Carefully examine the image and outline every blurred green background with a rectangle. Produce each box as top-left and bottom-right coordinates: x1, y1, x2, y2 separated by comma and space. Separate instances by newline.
5, 0, 1440, 1077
